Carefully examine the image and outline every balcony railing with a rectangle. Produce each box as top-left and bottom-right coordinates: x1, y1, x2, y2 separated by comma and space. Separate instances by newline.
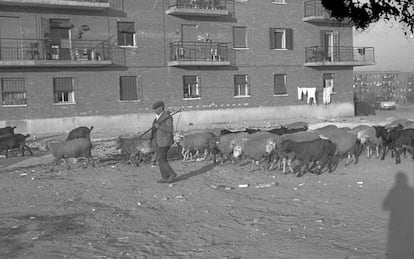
0, 38, 125, 67
304, 46, 375, 67
303, 0, 351, 24
169, 41, 235, 66
166, 0, 235, 17
0, 0, 124, 11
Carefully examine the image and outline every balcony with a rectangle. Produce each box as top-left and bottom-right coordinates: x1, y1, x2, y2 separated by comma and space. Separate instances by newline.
303, 0, 351, 25
168, 41, 235, 67
166, 0, 234, 17
0, 38, 126, 67
0, 0, 124, 11
304, 46, 375, 67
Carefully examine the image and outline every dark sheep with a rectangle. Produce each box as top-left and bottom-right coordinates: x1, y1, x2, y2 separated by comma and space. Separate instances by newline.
387, 128, 414, 164
279, 139, 337, 177
66, 126, 94, 141
47, 138, 94, 169
0, 134, 32, 158
0, 126, 17, 137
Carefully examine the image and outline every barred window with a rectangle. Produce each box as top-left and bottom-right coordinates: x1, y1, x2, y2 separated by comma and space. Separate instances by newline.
1, 78, 27, 106
274, 74, 287, 95
183, 75, 201, 99
120, 76, 142, 101
234, 74, 250, 97
53, 77, 75, 103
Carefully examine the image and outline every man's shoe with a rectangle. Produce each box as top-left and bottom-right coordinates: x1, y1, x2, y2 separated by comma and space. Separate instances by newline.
167, 174, 177, 183
157, 179, 168, 183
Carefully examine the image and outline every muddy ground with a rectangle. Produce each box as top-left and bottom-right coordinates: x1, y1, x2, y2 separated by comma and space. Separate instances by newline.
1, 107, 414, 259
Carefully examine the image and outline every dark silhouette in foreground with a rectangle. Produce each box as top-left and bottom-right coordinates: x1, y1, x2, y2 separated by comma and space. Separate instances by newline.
383, 172, 414, 259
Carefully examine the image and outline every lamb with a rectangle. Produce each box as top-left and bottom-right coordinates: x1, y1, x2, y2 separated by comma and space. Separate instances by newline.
232, 132, 277, 171
115, 136, 155, 166
0, 126, 16, 137
0, 134, 32, 158
66, 126, 94, 141
47, 138, 94, 169
174, 131, 217, 162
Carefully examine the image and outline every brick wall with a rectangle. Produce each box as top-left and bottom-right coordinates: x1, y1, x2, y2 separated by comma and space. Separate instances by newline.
0, 0, 357, 124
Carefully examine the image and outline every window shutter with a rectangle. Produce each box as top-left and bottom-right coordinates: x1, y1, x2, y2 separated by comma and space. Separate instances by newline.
53, 77, 73, 92
40, 17, 50, 39
286, 29, 293, 50
274, 74, 287, 95
118, 22, 135, 33
269, 28, 275, 49
184, 76, 197, 85
233, 27, 246, 48
120, 76, 137, 100
1, 78, 25, 93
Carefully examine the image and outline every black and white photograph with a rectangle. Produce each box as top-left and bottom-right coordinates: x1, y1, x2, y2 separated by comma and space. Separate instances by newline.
1, 0, 414, 258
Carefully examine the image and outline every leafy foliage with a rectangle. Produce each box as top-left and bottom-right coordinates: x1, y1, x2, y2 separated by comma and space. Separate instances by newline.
321, 0, 414, 34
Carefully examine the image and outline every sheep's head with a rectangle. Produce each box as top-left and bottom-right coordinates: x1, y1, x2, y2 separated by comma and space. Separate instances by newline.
173, 132, 184, 144
233, 145, 243, 158
114, 137, 124, 150
265, 138, 277, 153
137, 140, 153, 154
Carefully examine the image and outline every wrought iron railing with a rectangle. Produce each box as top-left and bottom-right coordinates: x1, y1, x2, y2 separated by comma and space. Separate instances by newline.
167, 0, 235, 15
305, 46, 375, 64
169, 41, 234, 64
0, 38, 125, 66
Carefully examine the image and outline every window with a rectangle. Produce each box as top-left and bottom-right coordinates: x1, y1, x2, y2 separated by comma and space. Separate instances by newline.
274, 74, 287, 95
1, 78, 27, 106
233, 26, 247, 48
183, 75, 201, 99
120, 76, 142, 101
234, 75, 250, 97
272, 0, 286, 3
117, 22, 135, 47
270, 28, 293, 50
53, 77, 75, 104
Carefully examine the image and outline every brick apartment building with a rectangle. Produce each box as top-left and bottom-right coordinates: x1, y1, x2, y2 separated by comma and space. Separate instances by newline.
0, 0, 375, 134
353, 71, 414, 105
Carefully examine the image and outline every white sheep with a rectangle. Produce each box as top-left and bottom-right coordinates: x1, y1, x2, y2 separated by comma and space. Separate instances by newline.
232, 132, 276, 171
174, 131, 217, 162
47, 138, 94, 170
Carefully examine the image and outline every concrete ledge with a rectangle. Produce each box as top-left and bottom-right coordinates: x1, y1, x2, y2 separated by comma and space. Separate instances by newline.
0, 102, 354, 136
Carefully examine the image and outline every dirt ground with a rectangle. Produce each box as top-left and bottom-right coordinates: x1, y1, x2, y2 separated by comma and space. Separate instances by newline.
1, 107, 414, 259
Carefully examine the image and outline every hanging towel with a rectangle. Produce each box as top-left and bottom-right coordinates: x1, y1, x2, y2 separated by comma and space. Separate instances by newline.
297, 87, 303, 100
307, 87, 317, 104
323, 87, 333, 104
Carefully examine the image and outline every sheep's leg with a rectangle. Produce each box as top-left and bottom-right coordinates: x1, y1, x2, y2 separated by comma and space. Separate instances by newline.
376, 145, 380, 158
181, 148, 187, 162
249, 160, 255, 172
193, 149, 199, 161
65, 158, 71, 170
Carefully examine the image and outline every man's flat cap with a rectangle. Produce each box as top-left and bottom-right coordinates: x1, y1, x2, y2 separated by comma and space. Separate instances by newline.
152, 100, 165, 109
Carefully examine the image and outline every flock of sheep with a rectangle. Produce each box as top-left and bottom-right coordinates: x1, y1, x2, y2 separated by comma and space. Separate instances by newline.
1, 118, 413, 175
168, 118, 414, 177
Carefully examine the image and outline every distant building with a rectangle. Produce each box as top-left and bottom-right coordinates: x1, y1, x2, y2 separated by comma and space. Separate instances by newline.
0, 0, 375, 134
353, 71, 414, 104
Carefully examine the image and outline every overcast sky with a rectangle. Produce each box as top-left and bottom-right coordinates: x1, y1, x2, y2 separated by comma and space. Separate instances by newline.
353, 20, 414, 72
